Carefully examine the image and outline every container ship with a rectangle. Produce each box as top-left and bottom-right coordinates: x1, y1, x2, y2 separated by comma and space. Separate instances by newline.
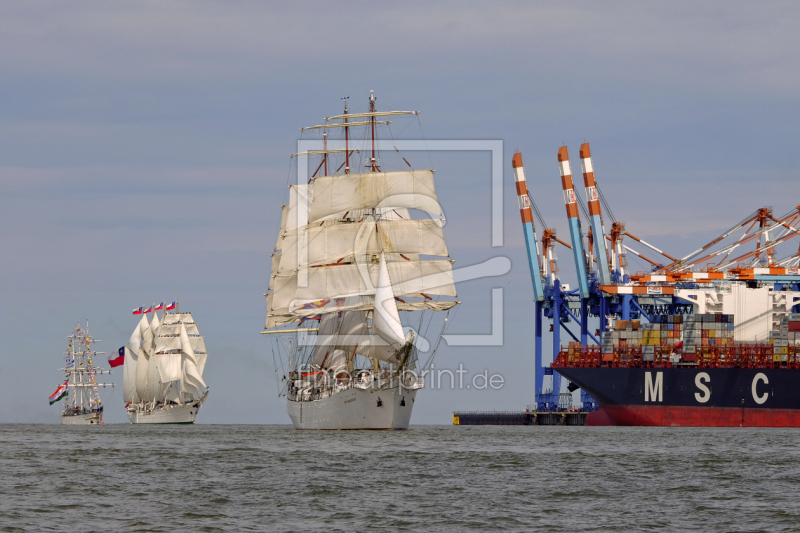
554, 311, 800, 426
510, 146, 800, 426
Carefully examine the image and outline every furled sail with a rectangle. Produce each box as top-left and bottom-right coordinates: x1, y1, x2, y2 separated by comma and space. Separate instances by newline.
308, 170, 440, 223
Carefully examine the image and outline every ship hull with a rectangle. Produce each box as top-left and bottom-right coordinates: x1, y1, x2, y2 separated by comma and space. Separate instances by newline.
61, 411, 103, 425
556, 366, 800, 427
287, 386, 417, 430
127, 393, 207, 424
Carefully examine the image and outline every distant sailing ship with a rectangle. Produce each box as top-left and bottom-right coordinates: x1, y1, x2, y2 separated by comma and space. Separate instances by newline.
264, 92, 459, 429
119, 303, 209, 424
50, 323, 114, 425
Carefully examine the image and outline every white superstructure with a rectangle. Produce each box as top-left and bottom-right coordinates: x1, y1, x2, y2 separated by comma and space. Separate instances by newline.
264, 93, 458, 430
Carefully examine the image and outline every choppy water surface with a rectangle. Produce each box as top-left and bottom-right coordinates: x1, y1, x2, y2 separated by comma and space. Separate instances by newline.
1, 424, 799, 532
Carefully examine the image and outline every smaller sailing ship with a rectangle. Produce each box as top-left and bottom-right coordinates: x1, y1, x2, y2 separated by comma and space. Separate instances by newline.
50, 322, 114, 425
119, 303, 209, 424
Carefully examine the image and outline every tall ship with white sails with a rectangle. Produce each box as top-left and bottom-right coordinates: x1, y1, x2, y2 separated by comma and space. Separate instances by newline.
120, 303, 209, 424
264, 92, 459, 429
50, 322, 114, 425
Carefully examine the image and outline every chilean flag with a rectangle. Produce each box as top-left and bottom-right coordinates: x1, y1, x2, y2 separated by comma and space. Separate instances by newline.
132, 307, 144, 315
143, 306, 153, 314
166, 302, 176, 310
154, 303, 164, 310
108, 347, 125, 368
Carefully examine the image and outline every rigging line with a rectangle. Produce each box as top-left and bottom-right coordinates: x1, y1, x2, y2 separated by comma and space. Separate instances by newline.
527, 192, 548, 230
422, 308, 455, 372
386, 124, 414, 172
270, 338, 283, 397
282, 142, 296, 206
595, 183, 616, 223
572, 185, 591, 226
393, 115, 417, 139
415, 114, 435, 172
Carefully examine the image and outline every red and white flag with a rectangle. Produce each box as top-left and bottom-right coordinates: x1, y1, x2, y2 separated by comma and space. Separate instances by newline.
108, 347, 125, 368
153, 303, 164, 310
132, 307, 144, 315
143, 306, 153, 314
166, 302, 176, 310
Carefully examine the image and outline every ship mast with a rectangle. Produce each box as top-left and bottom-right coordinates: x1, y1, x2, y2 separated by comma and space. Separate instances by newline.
62, 323, 113, 415
343, 97, 350, 175
370, 90, 377, 172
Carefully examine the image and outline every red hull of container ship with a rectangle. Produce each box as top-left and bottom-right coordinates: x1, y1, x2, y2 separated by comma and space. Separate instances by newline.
587, 405, 800, 427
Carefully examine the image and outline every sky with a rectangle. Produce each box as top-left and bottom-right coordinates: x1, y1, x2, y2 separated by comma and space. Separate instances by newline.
1, 1, 799, 424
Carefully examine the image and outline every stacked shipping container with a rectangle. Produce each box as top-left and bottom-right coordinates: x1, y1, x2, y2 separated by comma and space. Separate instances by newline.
769, 313, 800, 362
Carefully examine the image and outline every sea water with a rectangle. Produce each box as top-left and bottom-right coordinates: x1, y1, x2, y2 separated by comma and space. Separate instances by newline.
1, 424, 798, 532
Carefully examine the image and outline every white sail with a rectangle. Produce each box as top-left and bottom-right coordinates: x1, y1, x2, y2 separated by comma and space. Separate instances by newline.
276, 219, 447, 274
312, 311, 368, 367
122, 322, 141, 403
354, 337, 400, 363
128, 319, 142, 355
308, 170, 440, 223
189, 335, 207, 354
285, 184, 313, 234
269, 253, 281, 290
373, 253, 406, 348
324, 348, 348, 372
147, 350, 162, 401
150, 310, 161, 340
179, 322, 206, 400
309, 307, 403, 366
195, 352, 208, 377
155, 350, 181, 383
272, 259, 456, 312
275, 205, 289, 251
266, 297, 458, 329
134, 315, 151, 402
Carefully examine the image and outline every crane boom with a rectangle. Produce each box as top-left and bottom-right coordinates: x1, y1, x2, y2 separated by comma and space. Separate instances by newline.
558, 146, 590, 298
579, 143, 612, 286
512, 153, 545, 301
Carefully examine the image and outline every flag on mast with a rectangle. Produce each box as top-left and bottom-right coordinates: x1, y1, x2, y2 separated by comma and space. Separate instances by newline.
132, 307, 144, 315
49, 381, 69, 405
166, 302, 176, 311
154, 303, 164, 310
143, 306, 153, 314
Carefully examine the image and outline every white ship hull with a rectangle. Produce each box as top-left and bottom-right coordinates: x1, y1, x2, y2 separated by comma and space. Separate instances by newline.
127, 392, 207, 424
61, 411, 103, 425
287, 386, 417, 430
